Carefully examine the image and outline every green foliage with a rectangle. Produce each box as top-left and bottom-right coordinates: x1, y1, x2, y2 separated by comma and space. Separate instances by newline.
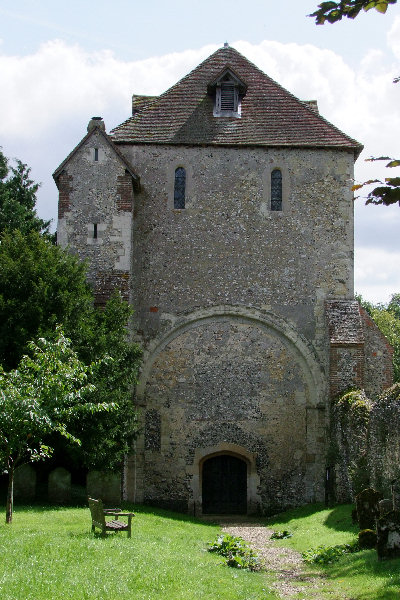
333, 390, 371, 494
0, 230, 94, 371
0, 149, 50, 235
358, 528, 377, 548
0, 229, 142, 471
270, 529, 293, 539
302, 540, 360, 564
0, 330, 114, 522
59, 293, 142, 470
310, 1, 397, 25
207, 533, 260, 571
336, 389, 371, 421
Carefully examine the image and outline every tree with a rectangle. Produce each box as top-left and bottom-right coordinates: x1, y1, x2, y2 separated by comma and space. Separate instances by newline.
0, 149, 50, 236
55, 292, 142, 471
310, 1, 397, 24
0, 230, 142, 473
310, 2, 400, 206
0, 150, 142, 484
0, 230, 94, 371
0, 330, 114, 523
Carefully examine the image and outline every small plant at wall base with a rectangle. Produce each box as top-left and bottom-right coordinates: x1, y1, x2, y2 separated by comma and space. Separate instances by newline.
302, 541, 360, 565
270, 530, 293, 539
207, 533, 260, 571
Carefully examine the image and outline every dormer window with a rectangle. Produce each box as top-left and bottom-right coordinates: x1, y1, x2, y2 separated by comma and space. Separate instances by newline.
208, 68, 247, 118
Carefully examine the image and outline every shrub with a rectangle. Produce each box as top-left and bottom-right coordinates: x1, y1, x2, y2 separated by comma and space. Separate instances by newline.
270, 530, 293, 539
302, 541, 360, 565
207, 534, 260, 571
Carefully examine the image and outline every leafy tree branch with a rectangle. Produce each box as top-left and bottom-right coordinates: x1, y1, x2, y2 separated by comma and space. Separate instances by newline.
310, 1, 397, 25
352, 157, 400, 206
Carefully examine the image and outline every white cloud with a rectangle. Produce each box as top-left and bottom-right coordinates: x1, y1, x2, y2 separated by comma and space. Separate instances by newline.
0, 40, 216, 139
387, 15, 400, 60
355, 246, 400, 304
0, 38, 399, 303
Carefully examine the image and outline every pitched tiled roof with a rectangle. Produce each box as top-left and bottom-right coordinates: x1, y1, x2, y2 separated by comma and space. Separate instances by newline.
111, 45, 362, 155
326, 300, 364, 346
53, 121, 140, 190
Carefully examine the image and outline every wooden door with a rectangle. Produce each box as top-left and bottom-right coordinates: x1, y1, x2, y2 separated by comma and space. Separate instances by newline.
202, 455, 247, 514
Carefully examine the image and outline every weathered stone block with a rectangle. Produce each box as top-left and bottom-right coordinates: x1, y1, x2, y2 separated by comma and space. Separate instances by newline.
377, 510, 400, 560
379, 499, 393, 517
355, 488, 383, 530
14, 464, 36, 500
87, 470, 121, 505
48, 467, 71, 504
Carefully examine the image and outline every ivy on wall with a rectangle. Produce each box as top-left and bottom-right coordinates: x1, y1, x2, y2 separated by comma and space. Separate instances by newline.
331, 384, 400, 501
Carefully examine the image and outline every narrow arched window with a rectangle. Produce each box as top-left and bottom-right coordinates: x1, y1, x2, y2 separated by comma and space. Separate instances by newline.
174, 167, 186, 209
271, 169, 282, 211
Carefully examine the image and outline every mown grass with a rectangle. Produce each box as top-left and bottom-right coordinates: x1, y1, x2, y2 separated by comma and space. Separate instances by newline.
267, 503, 400, 600
0, 504, 277, 600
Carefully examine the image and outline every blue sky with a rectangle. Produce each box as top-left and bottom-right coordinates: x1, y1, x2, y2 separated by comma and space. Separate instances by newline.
1, 0, 400, 302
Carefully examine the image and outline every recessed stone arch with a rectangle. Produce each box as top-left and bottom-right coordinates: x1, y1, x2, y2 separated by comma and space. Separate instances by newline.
133, 305, 328, 512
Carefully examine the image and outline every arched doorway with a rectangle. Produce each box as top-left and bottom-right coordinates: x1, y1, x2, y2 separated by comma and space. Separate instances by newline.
202, 454, 247, 514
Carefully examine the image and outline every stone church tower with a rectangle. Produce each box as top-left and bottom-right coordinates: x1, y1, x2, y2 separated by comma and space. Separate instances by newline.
54, 45, 392, 515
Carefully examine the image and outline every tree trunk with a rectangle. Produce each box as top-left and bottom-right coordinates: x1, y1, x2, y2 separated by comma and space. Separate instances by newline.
6, 465, 14, 524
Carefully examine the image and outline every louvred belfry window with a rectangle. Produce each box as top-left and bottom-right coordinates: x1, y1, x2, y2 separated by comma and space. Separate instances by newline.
219, 82, 238, 112
210, 68, 247, 118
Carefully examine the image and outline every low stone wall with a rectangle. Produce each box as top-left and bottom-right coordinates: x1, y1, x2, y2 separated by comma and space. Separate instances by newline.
7, 467, 121, 506
331, 384, 400, 503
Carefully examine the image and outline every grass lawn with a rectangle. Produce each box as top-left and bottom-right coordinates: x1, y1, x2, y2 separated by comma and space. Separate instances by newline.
0, 504, 277, 600
267, 503, 400, 600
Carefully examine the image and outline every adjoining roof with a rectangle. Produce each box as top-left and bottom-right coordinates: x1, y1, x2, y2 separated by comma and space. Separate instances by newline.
110, 45, 363, 156
53, 121, 140, 190
326, 300, 364, 346
132, 95, 158, 115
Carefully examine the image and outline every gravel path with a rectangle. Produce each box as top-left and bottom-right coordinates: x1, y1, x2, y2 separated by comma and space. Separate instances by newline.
219, 520, 338, 599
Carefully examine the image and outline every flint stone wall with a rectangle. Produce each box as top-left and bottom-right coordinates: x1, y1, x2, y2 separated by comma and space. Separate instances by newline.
120, 144, 351, 511
122, 145, 354, 359
57, 136, 392, 513
57, 128, 133, 305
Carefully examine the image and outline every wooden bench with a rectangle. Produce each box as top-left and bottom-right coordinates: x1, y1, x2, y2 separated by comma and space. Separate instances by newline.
88, 497, 135, 538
